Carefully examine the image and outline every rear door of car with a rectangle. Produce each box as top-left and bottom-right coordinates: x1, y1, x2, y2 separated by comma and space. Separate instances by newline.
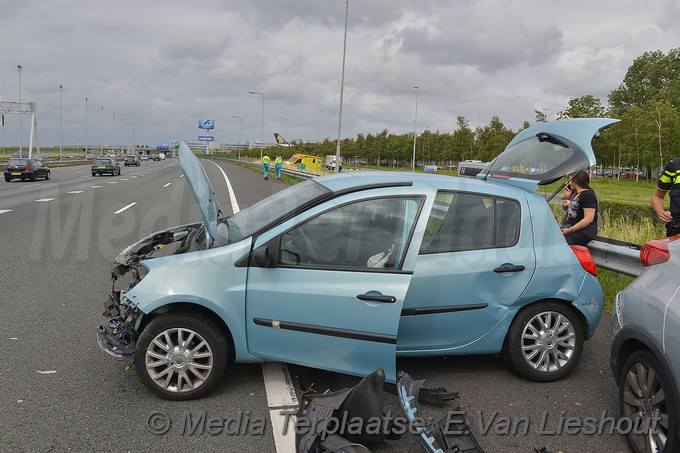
398, 190, 536, 352
244, 187, 426, 382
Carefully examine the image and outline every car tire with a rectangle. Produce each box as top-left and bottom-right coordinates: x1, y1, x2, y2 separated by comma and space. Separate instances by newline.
30, 172, 37, 182
4, 176, 10, 182
619, 349, 678, 453
44, 171, 50, 180
502, 301, 583, 382
92, 173, 96, 177
134, 312, 229, 401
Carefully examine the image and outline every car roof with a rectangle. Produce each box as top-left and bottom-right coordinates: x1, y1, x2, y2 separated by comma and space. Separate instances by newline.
313, 171, 530, 199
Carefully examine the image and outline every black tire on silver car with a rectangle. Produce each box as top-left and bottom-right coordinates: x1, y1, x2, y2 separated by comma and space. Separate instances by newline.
619, 349, 678, 453
503, 301, 583, 382
134, 312, 228, 400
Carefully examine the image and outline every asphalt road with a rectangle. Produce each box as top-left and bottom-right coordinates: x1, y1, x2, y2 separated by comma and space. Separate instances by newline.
0, 158, 630, 453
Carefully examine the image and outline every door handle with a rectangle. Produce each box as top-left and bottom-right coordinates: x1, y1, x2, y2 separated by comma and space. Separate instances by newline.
493, 265, 525, 273
357, 294, 397, 303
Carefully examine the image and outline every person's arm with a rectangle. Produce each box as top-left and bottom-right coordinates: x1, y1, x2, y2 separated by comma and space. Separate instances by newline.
562, 208, 596, 235
652, 188, 673, 224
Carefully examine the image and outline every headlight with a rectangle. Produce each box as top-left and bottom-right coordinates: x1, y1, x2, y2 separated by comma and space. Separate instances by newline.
614, 292, 623, 328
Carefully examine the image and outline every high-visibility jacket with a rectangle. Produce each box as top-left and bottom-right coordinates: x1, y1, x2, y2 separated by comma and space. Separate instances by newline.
275, 156, 282, 165
262, 156, 270, 165
658, 157, 680, 213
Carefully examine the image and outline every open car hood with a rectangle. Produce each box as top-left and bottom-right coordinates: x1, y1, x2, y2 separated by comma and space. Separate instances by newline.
479, 118, 619, 191
178, 141, 221, 245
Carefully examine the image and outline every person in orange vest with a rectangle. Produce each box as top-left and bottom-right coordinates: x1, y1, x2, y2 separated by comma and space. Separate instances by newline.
262, 153, 270, 180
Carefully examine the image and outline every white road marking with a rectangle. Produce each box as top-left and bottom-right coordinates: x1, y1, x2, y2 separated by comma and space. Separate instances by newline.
163, 182, 172, 187
121, 178, 129, 181
34, 198, 55, 202
130, 176, 138, 179
114, 202, 137, 214
68, 191, 84, 194
91, 185, 103, 188
207, 160, 240, 214
180, 174, 184, 178
108, 181, 118, 184
0, 210, 12, 215
262, 362, 298, 453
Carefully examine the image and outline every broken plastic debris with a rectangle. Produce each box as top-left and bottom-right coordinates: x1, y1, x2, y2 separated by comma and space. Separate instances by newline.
124, 364, 132, 371
37, 370, 57, 375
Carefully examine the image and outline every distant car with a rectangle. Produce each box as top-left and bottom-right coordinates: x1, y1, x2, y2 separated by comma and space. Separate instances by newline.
140, 154, 149, 161
124, 155, 141, 167
11, 151, 29, 158
610, 236, 680, 453
152, 154, 161, 161
4, 158, 50, 182
92, 158, 120, 176
97, 119, 614, 400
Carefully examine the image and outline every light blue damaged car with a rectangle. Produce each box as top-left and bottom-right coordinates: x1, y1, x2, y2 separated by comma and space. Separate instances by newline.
97, 119, 615, 400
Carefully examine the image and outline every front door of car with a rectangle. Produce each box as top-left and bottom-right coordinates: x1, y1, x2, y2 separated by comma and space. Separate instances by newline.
245, 194, 423, 382
397, 190, 536, 352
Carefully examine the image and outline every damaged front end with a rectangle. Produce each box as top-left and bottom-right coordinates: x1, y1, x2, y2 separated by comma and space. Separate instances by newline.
97, 222, 208, 358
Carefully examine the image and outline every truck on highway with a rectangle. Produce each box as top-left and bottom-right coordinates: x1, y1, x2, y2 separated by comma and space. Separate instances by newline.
325, 154, 343, 171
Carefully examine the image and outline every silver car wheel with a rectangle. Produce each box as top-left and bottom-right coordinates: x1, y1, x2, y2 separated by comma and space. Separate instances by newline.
622, 360, 669, 452
145, 327, 214, 394
520, 311, 576, 373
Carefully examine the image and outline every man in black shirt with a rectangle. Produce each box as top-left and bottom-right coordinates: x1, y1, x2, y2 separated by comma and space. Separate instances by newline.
652, 157, 680, 237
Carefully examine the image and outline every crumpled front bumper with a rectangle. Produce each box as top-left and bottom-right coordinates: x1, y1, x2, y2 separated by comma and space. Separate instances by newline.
96, 291, 142, 359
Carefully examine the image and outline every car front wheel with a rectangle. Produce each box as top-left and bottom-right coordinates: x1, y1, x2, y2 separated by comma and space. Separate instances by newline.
134, 312, 228, 400
44, 171, 50, 180
503, 301, 583, 382
619, 349, 678, 453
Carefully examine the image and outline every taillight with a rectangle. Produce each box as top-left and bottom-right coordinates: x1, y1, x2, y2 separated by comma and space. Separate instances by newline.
3, 166, 7, 171
570, 245, 597, 276
25, 166, 31, 171
91, 163, 95, 168
640, 238, 675, 266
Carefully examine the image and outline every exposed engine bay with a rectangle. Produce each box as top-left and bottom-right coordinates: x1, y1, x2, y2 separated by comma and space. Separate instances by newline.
97, 222, 208, 358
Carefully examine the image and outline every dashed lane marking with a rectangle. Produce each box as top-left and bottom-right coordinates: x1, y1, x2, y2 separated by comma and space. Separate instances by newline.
0, 210, 12, 215
34, 198, 55, 202
68, 191, 84, 194
164, 182, 172, 187
114, 202, 137, 214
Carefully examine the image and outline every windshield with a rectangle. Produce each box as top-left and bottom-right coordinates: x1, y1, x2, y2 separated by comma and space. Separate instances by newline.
224, 179, 330, 243
287, 156, 300, 164
483, 134, 588, 183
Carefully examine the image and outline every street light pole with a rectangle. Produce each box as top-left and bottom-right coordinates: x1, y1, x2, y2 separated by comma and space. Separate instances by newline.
412, 86, 418, 172
85, 98, 88, 156
100, 106, 104, 155
334, 0, 349, 174
17, 65, 23, 155
317, 109, 323, 144
231, 115, 242, 160
249, 91, 264, 159
59, 85, 63, 161
112, 113, 115, 154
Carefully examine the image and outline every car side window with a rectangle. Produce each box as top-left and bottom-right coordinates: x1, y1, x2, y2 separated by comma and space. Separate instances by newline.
279, 196, 422, 270
420, 191, 519, 253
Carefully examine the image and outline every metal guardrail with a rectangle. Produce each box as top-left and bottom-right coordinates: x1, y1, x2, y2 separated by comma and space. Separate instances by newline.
586, 237, 643, 277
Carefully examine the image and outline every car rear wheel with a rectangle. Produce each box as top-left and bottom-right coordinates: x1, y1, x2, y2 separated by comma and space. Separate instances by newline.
134, 312, 228, 400
4, 176, 10, 182
44, 171, 50, 180
30, 172, 37, 182
503, 301, 583, 382
619, 349, 678, 453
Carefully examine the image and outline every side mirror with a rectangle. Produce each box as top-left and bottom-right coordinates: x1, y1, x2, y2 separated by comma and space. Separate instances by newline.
253, 245, 271, 268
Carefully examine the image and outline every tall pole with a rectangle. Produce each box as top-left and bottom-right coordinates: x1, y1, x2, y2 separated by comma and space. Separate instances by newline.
412, 86, 418, 172
59, 85, 63, 161
112, 112, 115, 154
317, 109, 323, 144
232, 115, 242, 160
17, 65, 23, 155
249, 91, 264, 159
85, 98, 88, 155
100, 106, 104, 155
334, 0, 349, 174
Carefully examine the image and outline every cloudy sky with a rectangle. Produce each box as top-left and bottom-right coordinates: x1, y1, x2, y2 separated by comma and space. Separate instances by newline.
1, 0, 678, 148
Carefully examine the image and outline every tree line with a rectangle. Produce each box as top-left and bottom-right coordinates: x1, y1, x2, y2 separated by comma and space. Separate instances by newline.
247, 48, 680, 178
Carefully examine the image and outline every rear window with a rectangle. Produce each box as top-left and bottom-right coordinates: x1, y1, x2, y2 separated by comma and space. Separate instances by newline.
95, 159, 111, 165
8, 159, 28, 166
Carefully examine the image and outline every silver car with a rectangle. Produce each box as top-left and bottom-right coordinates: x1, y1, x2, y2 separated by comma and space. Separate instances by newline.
610, 236, 680, 452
